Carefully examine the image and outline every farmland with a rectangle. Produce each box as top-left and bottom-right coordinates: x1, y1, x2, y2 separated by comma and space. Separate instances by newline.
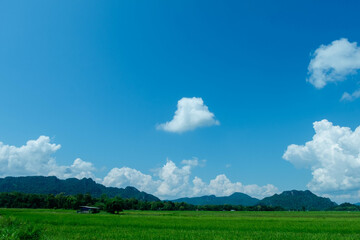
1, 209, 360, 240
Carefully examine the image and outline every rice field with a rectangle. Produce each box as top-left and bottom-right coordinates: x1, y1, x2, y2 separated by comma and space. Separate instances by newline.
1, 209, 360, 240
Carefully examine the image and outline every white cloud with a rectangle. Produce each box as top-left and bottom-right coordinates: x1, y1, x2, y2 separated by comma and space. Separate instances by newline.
181, 157, 206, 167
102, 160, 194, 198
103, 159, 278, 199
283, 120, 360, 201
341, 89, 360, 102
49, 158, 97, 180
157, 97, 219, 133
192, 174, 278, 199
0, 136, 96, 180
0, 136, 278, 200
181, 158, 199, 166
102, 167, 159, 193
321, 191, 360, 204
192, 177, 207, 196
156, 160, 193, 197
308, 38, 360, 89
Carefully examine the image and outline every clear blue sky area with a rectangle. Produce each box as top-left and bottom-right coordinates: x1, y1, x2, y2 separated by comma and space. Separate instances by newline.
1, 0, 360, 202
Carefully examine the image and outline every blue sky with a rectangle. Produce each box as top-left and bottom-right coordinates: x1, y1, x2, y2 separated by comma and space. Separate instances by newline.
1, 0, 360, 202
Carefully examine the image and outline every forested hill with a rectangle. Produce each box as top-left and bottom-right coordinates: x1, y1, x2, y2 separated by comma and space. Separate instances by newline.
171, 192, 259, 206
259, 190, 337, 210
0, 176, 159, 201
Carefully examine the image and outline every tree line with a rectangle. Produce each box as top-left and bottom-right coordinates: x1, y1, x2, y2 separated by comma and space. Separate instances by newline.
0, 192, 284, 213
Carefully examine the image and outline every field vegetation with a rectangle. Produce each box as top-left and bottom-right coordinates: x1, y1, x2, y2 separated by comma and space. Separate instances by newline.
0, 215, 42, 240
1, 209, 360, 240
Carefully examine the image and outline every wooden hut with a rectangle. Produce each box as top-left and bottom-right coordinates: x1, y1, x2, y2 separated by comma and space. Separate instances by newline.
77, 206, 100, 214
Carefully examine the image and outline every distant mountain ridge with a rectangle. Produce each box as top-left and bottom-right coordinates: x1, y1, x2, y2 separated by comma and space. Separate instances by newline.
329, 203, 360, 211
172, 190, 338, 210
259, 190, 337, 210
0, 176, 159, 201
170, 192, 259, 206
0, 177, 341, 210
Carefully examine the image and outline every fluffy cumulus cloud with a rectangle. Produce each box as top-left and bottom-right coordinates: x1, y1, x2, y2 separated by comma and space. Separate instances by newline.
0, 136, 96, 180
283, 120, 360, 201
102, 160, 192, 198
102, 167, 159, 193
103, 159, 278, 199
0, 136, 277, 200
48, 158, 97, 180
157, 97, 220, 133
192, 174, 278, 199
308, 38, 360, 89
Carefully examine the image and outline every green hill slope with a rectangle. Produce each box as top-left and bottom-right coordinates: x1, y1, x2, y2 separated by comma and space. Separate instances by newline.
259, 190, 336, 210
0, 176, 159, 201
329, 203, 360, 211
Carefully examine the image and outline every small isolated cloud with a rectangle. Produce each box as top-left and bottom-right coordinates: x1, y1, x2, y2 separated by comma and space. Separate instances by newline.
341, 89, 360, 102
308, 38, 360, 89
0, 136, 97, 180
157, 97, 219, 133
103, 159, 278, 199
283, 120, 360, 201
181, 157, 206, 167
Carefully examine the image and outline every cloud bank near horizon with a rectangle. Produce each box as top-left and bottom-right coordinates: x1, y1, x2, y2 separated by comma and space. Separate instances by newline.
0, 136, 98, 181
103, 159, 278, 199
0, 136, 276, 200
283, 119, 360, 202
157, 97, 220, 133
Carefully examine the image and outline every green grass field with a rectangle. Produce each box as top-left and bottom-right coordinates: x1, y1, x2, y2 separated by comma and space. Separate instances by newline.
1, 209, 360, 240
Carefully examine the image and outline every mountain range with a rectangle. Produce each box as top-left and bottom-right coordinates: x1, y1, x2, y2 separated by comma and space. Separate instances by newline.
171, 190, 337, 210
329, 203, 360, 211
0, 176, 340, 210
0, 176, 159, 201
171, 192, 259, 206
